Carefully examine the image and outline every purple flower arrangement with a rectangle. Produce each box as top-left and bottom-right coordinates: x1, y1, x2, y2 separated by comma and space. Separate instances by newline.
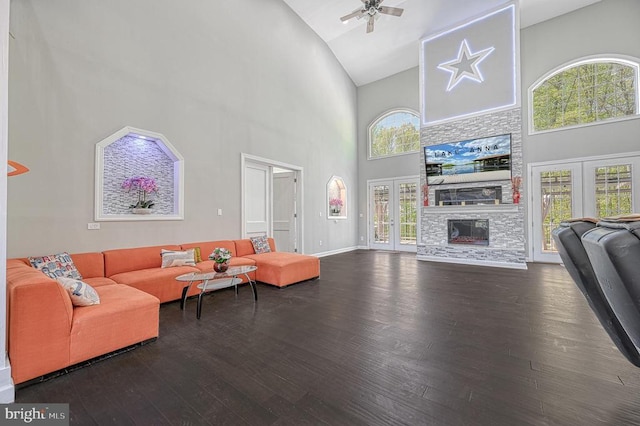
329, 198, 343, 208
122, 176, 158, 209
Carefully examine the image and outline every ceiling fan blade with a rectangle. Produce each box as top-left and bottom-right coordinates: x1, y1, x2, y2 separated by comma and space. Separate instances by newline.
378, 6, 404, 17
340, 9, 365, 22
366, 15, 375, 33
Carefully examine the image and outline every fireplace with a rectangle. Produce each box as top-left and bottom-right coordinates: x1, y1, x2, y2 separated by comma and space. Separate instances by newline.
435, 186, 502, 206
448, 219, 489, 246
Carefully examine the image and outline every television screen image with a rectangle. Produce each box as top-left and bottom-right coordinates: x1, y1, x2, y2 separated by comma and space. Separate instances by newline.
424, 134, 511, 185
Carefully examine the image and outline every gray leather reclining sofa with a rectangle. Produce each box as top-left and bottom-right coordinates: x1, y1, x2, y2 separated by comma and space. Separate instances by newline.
552, 216, 640, 366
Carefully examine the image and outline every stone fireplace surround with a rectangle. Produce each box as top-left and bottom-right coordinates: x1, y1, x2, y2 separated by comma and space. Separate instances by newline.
418, 109, 526, 269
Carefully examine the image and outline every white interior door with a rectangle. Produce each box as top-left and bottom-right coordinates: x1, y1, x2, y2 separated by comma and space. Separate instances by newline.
369, 177, 419, 252
531, 163, 582, 263
244, 162, 270, 238
242, 154, 304, 253
273, 171, 297, 252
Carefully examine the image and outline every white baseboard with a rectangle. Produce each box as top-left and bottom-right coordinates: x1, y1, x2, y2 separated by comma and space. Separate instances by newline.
417, 255, 528, 270
0, 356, 14, 402
313, 246, 361, 258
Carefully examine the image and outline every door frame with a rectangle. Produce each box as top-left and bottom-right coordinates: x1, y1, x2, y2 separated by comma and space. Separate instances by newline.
367, 175, 420, 252
527, 150, 640, 262
241, 153, 304, 254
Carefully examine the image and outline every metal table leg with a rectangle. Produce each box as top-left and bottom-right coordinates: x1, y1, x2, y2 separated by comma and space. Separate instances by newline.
196, 279, 209, 319
180, 280, 195, 310
245, 273, 258, 301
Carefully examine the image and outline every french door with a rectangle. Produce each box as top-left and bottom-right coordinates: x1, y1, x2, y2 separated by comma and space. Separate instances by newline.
369, 177, 419, 252
531, 163, 582, 263
530, 154, 640, 263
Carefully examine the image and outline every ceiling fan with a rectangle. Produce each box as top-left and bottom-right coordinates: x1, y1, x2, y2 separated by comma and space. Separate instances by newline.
340, 0, 404, 34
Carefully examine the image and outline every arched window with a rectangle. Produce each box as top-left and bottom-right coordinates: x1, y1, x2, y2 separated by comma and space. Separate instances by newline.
530, 57, 639, 133
368, 109, 420, 159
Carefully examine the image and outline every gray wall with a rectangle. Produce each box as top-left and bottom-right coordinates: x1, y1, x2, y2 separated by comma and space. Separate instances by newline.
521, 0, 640, 255
357, 0, 640, 256
521, 0, 640, 164
7, 0, 358, 257
356, 67, 420, 244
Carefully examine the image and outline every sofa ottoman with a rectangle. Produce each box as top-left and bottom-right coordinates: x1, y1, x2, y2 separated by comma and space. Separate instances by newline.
235, 238, 320, 287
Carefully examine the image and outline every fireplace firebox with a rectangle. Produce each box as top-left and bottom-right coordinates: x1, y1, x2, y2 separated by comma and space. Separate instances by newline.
448, 219, 489, 246
435, 186, 502, 206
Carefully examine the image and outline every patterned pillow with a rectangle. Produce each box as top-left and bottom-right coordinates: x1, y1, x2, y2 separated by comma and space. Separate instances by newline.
55, 277, 100, 306
161, 249, 196, 268
193, 247, 203, 263
29, 252, 83, 280
250, 236, 271, 254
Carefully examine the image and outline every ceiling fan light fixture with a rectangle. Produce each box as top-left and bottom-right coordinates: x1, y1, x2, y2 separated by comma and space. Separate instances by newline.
339, 0, 403, 33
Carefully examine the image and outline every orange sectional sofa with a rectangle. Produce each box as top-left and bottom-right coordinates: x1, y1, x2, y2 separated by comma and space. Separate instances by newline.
6, 238, 319, 384
6, 253, 160, 385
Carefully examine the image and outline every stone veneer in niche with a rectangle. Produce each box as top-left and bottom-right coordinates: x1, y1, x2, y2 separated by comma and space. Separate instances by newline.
418, 108, 526, 268
102, 135, 175, 215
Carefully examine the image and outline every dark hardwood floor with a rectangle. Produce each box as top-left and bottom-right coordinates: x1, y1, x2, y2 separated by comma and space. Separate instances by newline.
15, 250, 640, 425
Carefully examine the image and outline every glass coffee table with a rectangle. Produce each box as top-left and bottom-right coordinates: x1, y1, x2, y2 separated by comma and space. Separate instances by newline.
176, 265, 258, 319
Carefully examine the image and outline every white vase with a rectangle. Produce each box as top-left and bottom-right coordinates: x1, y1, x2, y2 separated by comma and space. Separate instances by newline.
132, 208, 153, 215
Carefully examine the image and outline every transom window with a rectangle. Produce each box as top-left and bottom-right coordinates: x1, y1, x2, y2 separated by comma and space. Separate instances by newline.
368, 109, 420, 159
530, 57, 639, 133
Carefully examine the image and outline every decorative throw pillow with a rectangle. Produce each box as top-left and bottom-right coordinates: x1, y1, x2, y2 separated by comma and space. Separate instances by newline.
161, 249, 196, 268
55, 277, 100, 306
193, 247, 203, 263
250, 236, 271, 254
29, 252, 83, 280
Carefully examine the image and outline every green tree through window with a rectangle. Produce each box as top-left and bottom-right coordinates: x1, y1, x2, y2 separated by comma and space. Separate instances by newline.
532, 59, 638, 132
369, 110, 420, 159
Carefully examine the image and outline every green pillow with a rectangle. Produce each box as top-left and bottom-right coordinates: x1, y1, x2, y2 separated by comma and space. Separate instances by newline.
193, 247, 203, 263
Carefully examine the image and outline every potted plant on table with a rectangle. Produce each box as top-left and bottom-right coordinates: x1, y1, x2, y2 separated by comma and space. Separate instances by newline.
122, 176, 158, 214
209, 248, 232, 272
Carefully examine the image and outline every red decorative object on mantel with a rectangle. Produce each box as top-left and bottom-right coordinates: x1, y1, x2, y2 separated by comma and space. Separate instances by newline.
511, 176, 522, 204
423, 183, 429, 206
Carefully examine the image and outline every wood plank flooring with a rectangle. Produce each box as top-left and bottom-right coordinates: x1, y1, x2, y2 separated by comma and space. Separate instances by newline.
15, 250, 640, 425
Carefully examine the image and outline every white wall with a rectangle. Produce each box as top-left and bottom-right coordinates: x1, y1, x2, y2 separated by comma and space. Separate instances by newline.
356, 67, 420, 244
7, 0, 358, 257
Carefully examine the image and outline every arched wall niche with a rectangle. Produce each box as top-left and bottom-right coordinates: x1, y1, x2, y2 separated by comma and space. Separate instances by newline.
95, 126, 184, 221
327, 175, 347, 220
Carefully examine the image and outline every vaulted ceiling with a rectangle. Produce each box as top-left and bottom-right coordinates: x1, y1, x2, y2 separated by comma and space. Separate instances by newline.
282, 0, 601, 86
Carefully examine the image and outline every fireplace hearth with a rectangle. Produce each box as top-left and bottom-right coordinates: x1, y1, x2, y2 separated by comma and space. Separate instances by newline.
448, 219, 489, 246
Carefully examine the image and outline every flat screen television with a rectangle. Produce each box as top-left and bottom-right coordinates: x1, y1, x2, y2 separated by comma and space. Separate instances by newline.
424, 134, 512, 185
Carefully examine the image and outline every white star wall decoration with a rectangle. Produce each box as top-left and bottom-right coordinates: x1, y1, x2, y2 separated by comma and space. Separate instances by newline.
437, 39, 495, 91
